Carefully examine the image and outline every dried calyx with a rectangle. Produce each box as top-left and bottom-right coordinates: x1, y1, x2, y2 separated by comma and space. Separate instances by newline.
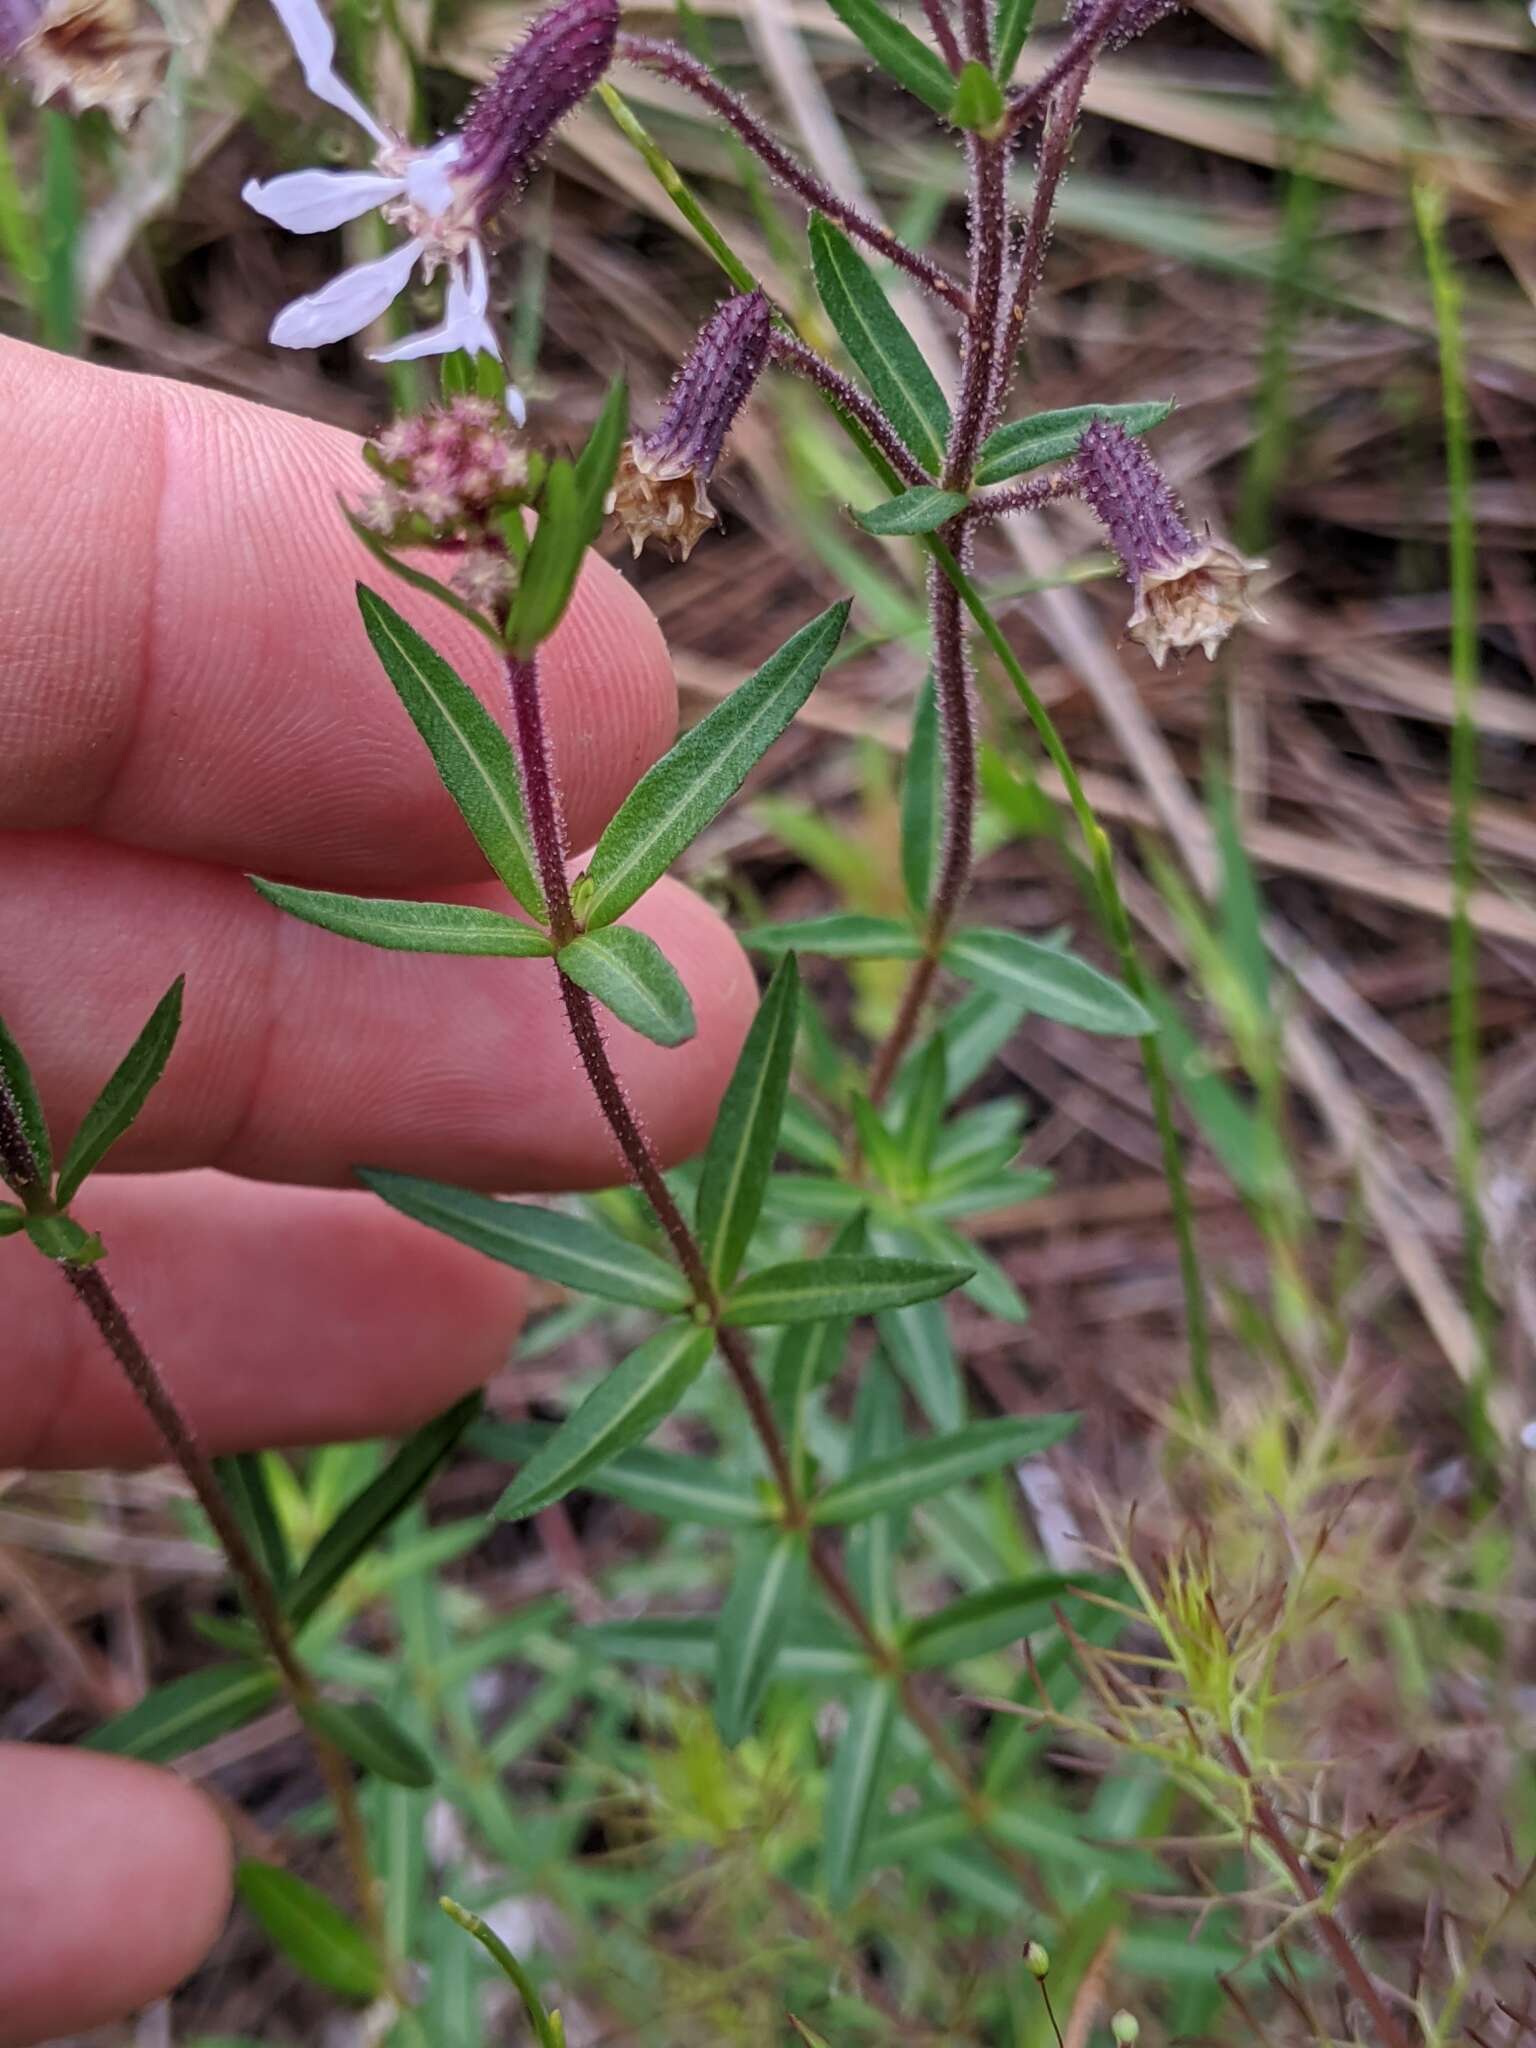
0, 0, 169, 128
610, 289, 771, 562
1072, 418, 1265, 668
357, 396, 530, 607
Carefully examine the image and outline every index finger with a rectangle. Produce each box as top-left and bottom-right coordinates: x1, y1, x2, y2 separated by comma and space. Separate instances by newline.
0, 340, 675, 885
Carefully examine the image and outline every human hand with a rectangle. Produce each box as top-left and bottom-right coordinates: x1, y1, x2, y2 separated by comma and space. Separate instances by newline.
0, 339, 754, 2045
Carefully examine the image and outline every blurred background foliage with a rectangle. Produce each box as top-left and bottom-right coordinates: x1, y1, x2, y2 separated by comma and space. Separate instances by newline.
4, 0, 1536, 2040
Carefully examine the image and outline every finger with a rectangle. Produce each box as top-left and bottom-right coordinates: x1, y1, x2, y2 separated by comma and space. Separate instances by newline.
1, 1170, 526, 1468
2, 833, 754, 1188
0, 1746, 230, 2046
0, 338, 674, 885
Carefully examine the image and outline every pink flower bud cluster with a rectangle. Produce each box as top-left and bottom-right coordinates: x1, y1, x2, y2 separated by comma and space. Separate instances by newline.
357, 395, 530, 608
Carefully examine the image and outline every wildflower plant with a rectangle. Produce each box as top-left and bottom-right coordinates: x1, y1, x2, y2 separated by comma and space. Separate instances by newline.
0, 0, 1309, 2027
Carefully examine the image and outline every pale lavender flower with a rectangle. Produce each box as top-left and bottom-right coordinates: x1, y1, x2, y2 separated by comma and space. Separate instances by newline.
610, 289, 770, 560
243, 0, 615, 375
1073, 418, 1265, 668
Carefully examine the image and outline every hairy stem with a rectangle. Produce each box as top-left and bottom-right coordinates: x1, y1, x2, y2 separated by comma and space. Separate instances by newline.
502, 646, 1034, 1858
1003, 0, 1122, 138
617, 37, 972, 315
768, 330, 933, 488
920, 0, 964, 73
1000, 61, 1089, 375
865, 113, 1008, 1099
0, 1074, 382, 1948
968, 468, 1078, 523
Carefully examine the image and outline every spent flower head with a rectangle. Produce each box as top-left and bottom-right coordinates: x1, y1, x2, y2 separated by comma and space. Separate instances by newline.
357, 394, 532, 605
0, 0, 169, 127
609, 288, 770, 561
243, 0, 615, 369
1072, 417, 1264, 668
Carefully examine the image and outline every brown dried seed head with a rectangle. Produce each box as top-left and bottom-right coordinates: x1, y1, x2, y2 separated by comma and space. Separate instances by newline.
3, 0, 170, 129
607, 443, 718, 562
1126, 538, 1266, 670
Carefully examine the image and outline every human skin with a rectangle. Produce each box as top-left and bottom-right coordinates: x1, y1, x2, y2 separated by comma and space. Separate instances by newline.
0, 339, 755, 2043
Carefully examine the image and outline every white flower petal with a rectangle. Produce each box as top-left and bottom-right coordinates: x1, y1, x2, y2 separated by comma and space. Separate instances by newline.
267, 0, 388, 144
400, 135, 462, 215
242, 167, 404, 233
504, 384, 528, 428
368, 241, 502, 364
269, 238, 422, 349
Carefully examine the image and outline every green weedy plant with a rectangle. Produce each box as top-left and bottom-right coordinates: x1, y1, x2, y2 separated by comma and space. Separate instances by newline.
0, 0, 1290, 2026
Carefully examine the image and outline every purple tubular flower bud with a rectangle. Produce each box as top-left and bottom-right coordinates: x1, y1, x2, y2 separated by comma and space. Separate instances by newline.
1074, 417, 1195, 581
610, 290, 771, 561
1074, 418, 1264, 668
640, 289, 771, 481
457, 0, 618, 220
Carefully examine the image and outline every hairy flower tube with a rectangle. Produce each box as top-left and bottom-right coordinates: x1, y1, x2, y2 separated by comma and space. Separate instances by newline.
243, 0, 616, 365
0, 0, 168, 127
1073, 418, 1264, 668
609, 289, 771, 561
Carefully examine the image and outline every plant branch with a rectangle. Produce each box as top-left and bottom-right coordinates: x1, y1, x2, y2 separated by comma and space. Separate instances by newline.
616, 37, 972, 315
999, 60, 1090, 376
968, 468, 1078, 522
1221, 1736, 1416, 2048
1002, 0, 1123, 139
768, 330, 933, 487
920, 0, 964, 73
0, 1073, 382, 1949
500, 644, 1039, 1871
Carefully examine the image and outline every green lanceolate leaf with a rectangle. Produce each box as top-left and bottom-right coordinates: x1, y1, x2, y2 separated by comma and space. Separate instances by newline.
25, 1212, 103, 1262
723, 1253, 969, 1327
994, 0, 1038, 78
0, 1209, 24, 1238
811, 1411, 1077, 1524
0, 1011, 51, 1190
974, 399, 1174, 489
574, 376, 629, 537
582, 603, 851, 928
215, 1452, 290, 1592
589, 1615, 866, 1680
898, 1033, 948, 1183
559, 926, 697, 1048
822, 0, 955, 111
84, 1663, 280, 1763
945, 927, 1153, 1035
505, 457, 586, 657
901, 675, 942, 917
948, 60, 1006, 135
823, 1677, 898, 1906
348, 516, 506, 651
285, 1393, 481, 1629
496, 1324, 715, 1520
361, 1171, 690, 1311
744, 914, 923, 960
715, 1528, 808, 1745
697, 954, 800, 1291
54, 978, 183, 1204
250, 881, 553, 958
809, 216, 951, 476
855, 486, 970, 536
772, 1213, 867, 1483
234, 1863, 383, 2001
300, 1697, 435, 1788
357, 588, 544, 917
476, 1420, 767, 1525
902, 1570, 1116, 1667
